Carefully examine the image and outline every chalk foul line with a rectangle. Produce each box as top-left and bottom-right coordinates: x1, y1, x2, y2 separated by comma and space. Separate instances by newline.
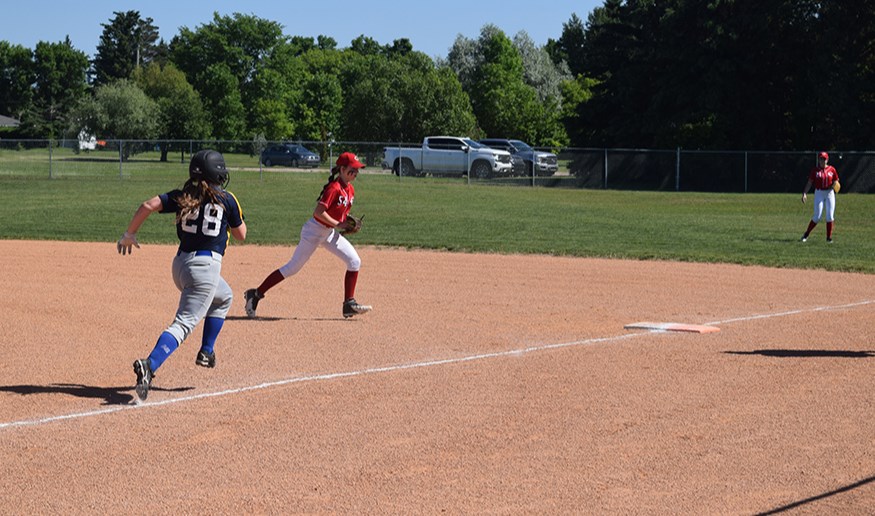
1, 299, 872, 431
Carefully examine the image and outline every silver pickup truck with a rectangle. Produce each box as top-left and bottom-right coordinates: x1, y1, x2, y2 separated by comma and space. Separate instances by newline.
382, 136, 514, 178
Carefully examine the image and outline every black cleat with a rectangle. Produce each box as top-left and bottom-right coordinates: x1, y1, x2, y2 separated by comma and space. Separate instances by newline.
133, 359, 153, 402
244, 288, 263, 318
343, 298, 372, 318
195, 350, 215, 368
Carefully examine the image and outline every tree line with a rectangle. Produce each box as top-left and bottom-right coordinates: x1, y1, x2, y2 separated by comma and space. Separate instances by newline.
0, 11, 572, 156
1, 2, 873, 154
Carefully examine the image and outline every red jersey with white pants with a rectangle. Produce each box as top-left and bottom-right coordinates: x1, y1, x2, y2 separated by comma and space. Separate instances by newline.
809, 165, 838, 190
316, 180, 355, 227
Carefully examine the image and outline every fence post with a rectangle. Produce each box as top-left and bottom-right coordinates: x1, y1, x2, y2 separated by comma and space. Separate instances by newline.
676, 147, 681, 191
119, 140, 123, 179
604, 148, 609, 189
48, 140, 53, 179
466, 145, 471, 186
744, 151, 748, 193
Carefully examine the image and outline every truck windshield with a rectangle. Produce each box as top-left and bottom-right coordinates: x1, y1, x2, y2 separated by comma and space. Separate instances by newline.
463, 139, 485, 148
509, 140, 533, 151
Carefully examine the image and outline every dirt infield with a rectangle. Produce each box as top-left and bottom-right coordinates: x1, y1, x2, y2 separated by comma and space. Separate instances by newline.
1, 239, 873, 514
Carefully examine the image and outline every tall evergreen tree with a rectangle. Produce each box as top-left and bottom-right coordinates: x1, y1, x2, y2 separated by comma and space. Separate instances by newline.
92, 11, 160, 86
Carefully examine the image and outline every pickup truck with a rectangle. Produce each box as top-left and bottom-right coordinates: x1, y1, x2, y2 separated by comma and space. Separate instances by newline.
479, 138, 559, 177
382, 136, 514, 178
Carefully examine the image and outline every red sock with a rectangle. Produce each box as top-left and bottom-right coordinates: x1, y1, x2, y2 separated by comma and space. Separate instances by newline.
826, 222, 834, 238
344, 270, 359, 300
257, 269, 285, 296
804, 220, 817, 236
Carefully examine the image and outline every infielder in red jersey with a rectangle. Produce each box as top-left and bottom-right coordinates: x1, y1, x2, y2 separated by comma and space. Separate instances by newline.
800, 151, 839, 243
244, 152, 372, 318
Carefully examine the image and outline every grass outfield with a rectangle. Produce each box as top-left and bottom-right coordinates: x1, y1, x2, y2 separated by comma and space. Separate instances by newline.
0, 169, 871, 273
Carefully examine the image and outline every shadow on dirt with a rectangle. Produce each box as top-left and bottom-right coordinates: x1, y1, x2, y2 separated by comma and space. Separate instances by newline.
0, 383, 194, 405
724, 349, 874, 358
756, 474, 875, 514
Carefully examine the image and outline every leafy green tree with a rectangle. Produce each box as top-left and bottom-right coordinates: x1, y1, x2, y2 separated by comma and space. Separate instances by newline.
420, 66, 478, 137
558, 75, 595, 134
340, 53, 403, 141
289, 36, 317, 55
170, 12, 287, 138
252, 97, 295, 141
0, 42, 34, 121
92, 11, 161, 86
445, 34, 479, 93
398, 52, 477, 139
341, 50, 476, 143
349, 35, 383, 56
292, 48, 344, 143
449, 25, 564, 144
317, 35, 337, 51
22, 38, 88, 138
250, 40, 309, 140
386, 39, 413, 58
134, 62, 211, 160
249, 68, 295, 140
301, 70, 343, 143
68, 79, 158, 158
197, 63, 246, 140
513, 31, 571, 105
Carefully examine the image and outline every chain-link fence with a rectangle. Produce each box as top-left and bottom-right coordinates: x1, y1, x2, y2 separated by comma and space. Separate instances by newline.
2, 139, 873, 192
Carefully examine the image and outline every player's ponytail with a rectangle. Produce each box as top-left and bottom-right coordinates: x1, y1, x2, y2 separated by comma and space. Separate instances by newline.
177, 178, 222, 224
317, 166, 341, 201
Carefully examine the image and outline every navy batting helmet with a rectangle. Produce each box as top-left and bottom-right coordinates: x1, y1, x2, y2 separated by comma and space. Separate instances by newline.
189, 150, 229, 185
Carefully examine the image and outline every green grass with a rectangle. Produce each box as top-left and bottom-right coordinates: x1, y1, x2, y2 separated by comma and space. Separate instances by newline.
1, 169, 871, 273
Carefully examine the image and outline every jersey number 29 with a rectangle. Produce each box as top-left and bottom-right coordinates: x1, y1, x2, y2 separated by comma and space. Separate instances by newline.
181, 203, 224, 237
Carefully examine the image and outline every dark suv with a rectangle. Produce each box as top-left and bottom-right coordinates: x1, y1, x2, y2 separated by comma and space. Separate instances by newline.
478, 138, 558, 176
260, 144, 321, 168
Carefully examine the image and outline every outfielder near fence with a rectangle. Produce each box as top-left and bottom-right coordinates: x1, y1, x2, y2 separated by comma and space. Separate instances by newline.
2, 139, 875, 193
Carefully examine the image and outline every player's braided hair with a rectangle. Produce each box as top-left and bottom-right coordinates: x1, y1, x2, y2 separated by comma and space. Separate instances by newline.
317, 166, 341, 201
177, 178, 224, 224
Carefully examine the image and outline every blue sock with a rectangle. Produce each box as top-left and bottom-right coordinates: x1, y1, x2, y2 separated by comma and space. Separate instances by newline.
200, 317, 224, 355
148, 332, 179, 372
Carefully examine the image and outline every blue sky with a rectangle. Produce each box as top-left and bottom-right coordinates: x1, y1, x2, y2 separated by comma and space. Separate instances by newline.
4, 0, 602, 59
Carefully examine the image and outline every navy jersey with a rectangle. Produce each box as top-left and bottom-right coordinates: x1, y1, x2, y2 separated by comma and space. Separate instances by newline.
159, 187, 244, 255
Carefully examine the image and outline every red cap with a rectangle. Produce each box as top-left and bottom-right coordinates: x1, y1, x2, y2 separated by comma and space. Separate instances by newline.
819, 152, 829, 160
336, 152, 365, 168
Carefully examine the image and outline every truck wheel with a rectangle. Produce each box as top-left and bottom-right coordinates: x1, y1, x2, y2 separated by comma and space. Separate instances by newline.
394, 158, 416, 176
471, 160, 491, 179
264, 159, 273, 167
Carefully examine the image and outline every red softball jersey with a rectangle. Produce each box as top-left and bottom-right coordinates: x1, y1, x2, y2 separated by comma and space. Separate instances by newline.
318, 179, 355, 224
808, 165, 838, 190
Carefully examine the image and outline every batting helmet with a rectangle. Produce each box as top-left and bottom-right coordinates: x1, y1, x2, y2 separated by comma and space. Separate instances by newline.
189, 150, 229, 185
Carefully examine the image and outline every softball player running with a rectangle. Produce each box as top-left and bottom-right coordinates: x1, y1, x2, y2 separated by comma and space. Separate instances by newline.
117, 150, 247, 402
800, 151, 839, 243
244, 151, 371, 319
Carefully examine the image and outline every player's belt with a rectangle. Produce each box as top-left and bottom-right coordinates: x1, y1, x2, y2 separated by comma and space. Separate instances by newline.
177, 249, 215, 257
